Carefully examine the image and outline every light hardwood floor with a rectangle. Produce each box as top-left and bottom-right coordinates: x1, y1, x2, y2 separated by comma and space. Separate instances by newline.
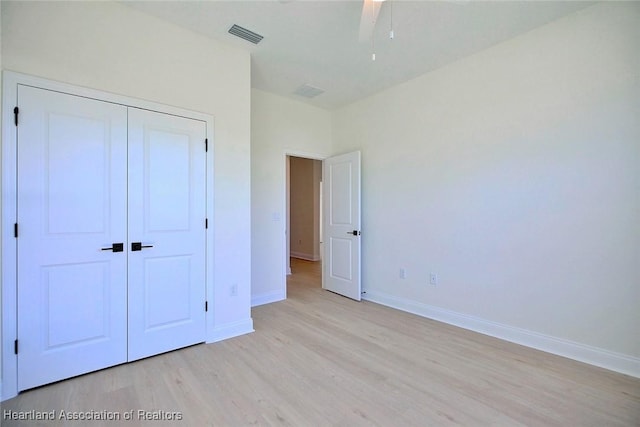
2, 258, 639, 426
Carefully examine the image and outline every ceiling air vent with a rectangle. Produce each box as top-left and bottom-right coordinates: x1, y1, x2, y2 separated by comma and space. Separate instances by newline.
228, 24, 264, 44
293, 84, 325, 99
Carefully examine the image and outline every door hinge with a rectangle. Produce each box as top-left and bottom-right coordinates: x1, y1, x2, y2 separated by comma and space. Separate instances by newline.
14, 223, 18, 238
205, 138, 208, 152
14, 107, 19, 126
14, 339, 18, 355
205, 218, 208, 229
205, 301, 208, 312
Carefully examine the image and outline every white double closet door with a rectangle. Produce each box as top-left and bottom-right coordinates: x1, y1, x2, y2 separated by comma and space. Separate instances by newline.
17, 86, 206, 391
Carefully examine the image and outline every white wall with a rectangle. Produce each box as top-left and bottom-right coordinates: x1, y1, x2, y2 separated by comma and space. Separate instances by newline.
0, 0, 253, 389
333, 2, 640, 375
251, 89, 331, 306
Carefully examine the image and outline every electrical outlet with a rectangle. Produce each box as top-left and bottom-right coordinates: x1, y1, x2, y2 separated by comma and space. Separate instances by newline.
399, 268, 406, 279
230, 284, 238, 296
429, 273, 438, 286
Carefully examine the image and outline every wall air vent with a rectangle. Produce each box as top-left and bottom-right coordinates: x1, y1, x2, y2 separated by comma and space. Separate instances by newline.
293, 84, 325, 99
228, 24, 264, 44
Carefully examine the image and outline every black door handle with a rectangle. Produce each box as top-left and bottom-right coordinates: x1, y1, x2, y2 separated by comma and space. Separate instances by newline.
131, 242, 154, 251
101, 243, 124, 252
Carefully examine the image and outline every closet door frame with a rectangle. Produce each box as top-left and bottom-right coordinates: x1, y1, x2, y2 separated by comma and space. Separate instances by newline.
1, 71, 215, 400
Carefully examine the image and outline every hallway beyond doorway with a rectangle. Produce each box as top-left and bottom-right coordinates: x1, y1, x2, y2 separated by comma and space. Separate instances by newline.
287, 258, 321, 299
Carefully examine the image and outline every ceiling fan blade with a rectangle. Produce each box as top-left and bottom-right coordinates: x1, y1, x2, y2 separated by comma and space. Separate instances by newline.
359, 0, 384, 42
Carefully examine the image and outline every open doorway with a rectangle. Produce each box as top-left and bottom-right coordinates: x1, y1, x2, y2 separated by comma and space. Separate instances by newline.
286, 155, 323, 290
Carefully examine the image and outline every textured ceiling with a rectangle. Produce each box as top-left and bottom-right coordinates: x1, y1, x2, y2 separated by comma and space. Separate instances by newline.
125, 1, 594, 110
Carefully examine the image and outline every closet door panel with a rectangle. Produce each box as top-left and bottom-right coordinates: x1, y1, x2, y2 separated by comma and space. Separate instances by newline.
16, 86, 128, 391
127, 108, 207, 361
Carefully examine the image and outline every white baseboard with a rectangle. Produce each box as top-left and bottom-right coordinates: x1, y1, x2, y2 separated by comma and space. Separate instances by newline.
252, 290, 285, 307
363, 289, 640, 379
290, 251, 320, 262
207, 318, 254, 343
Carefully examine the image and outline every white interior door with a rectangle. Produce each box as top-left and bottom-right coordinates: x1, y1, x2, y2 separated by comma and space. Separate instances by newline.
127, 108, 207, 361
322, 151, 362, 300
16, 86, 128, 391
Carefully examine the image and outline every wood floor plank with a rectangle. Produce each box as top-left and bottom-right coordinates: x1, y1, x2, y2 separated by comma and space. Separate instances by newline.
2, 258, 639, 426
